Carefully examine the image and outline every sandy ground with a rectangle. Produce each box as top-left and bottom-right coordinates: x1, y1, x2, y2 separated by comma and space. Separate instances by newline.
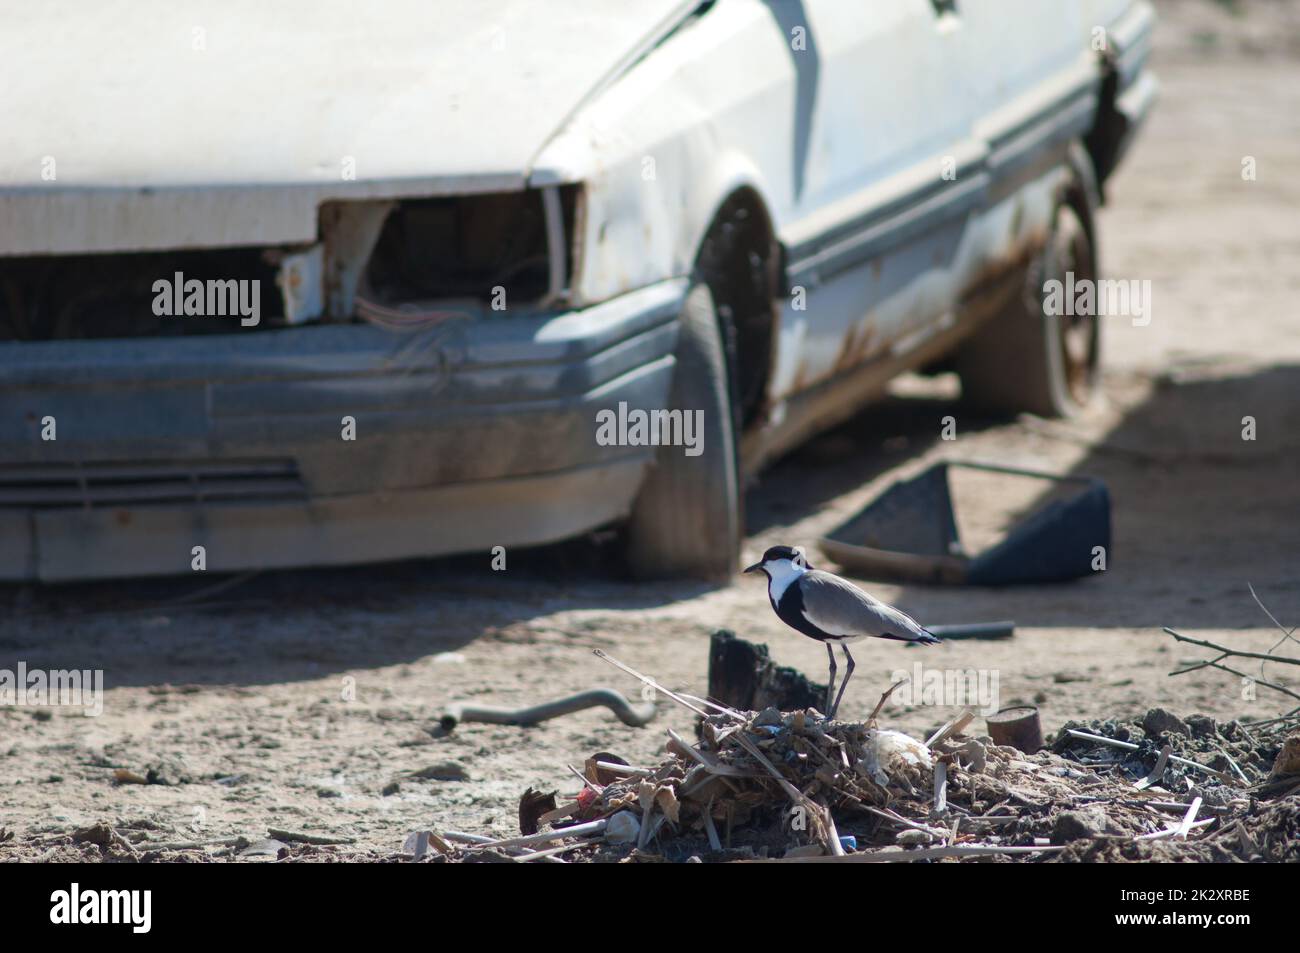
2, 0, 1299, 859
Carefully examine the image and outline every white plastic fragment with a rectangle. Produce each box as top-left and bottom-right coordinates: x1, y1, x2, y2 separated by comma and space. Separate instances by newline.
604, 811, 642, 845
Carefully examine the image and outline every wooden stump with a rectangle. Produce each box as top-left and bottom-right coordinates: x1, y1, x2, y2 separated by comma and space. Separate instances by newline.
707, 630, 826, 713
986, 706, 1045, 753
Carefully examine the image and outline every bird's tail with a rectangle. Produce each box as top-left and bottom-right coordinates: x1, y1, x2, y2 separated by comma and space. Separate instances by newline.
914, 629, 941, 645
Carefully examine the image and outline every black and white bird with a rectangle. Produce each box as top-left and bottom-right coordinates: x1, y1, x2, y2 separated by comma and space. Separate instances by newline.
744, 545, 940, 720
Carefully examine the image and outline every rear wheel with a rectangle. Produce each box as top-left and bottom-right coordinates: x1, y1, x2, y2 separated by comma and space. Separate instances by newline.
956, 196, 1099, 417
624, 282, 740, 580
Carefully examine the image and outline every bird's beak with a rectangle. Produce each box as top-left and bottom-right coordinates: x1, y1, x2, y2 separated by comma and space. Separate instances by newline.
743, 562, 762, 574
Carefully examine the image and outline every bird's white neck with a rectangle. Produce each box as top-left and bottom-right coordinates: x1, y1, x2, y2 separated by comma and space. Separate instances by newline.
765, 558, 807, 602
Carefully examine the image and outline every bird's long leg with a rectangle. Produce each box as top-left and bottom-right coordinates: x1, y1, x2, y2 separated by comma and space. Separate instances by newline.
829, 644, 856, 720
824, 642, 837, 719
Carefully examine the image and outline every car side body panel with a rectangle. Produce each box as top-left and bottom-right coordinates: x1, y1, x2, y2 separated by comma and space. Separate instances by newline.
544, 0, 1153, 471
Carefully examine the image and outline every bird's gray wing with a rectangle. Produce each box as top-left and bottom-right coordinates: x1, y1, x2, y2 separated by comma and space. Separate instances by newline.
799, 571, 931, 641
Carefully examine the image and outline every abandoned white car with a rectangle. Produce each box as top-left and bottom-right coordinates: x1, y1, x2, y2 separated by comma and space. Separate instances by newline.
0, 0, 1155, 582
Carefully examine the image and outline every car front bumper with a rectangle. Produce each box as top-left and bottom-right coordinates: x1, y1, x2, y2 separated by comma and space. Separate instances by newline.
0, 279, 684, 581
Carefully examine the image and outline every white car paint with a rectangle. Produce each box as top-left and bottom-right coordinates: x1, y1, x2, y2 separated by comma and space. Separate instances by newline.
0, 0, 696, 254
536, 0, 1152, 459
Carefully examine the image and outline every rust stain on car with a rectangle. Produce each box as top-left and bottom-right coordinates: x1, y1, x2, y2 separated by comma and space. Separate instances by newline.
833, 321, 879, 376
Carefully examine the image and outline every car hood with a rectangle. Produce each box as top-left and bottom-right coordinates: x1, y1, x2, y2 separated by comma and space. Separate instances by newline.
0, 0, 695, 253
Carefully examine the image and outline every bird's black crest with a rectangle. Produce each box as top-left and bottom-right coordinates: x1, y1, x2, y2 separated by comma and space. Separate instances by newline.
762, 545, 813, 569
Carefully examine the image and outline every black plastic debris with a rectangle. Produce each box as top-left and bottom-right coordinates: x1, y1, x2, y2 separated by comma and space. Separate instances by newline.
707, 630, 826, 713
819, 461, 1110, 585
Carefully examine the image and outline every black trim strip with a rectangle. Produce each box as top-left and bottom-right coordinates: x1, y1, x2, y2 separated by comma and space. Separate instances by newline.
783, 64, 1099, 291
786, 168, 988, 289
984, 90, 1096, 205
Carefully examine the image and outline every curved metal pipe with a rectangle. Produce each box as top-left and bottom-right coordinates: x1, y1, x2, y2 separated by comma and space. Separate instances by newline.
439, 689, 657, 733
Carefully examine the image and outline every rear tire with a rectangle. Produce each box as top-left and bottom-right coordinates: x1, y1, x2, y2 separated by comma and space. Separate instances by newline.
624, 283, 740, 580
956, 195, 1099, 418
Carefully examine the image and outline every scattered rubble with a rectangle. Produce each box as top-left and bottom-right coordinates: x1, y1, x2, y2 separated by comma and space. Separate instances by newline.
1053, 708, 1293, 791
7, 661, 1297, 865
388, 656, 1300, 864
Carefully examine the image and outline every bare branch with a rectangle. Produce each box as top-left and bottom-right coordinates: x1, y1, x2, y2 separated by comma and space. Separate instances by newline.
1248, 582, 1296, 639
1169, 657, 1300, 704
1248, 582, 1300, 678
1163, 628, 1300, 667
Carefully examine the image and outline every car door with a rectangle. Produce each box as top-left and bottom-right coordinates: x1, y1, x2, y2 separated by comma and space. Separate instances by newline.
943, 0, 1100, 286
768, 0, 982, 404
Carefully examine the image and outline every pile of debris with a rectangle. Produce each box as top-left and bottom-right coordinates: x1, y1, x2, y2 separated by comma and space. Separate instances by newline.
1054, 707, 1298, 793
1044, 707, 1300, 861
404, 658, 1300, 864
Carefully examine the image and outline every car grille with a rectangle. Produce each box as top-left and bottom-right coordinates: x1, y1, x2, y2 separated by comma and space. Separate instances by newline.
0, 247, 281, 341
0, 459, 307, 509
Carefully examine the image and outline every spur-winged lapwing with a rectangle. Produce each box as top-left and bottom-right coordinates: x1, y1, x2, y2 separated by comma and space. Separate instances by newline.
744, 545, 940, 720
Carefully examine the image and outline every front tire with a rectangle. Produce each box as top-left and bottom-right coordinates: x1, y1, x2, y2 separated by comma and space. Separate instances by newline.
624, 283, 740, 580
